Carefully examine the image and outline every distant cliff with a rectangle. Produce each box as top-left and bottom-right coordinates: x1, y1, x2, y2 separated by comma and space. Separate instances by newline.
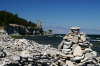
6, 24, 29, 35
5, 22, 51, 35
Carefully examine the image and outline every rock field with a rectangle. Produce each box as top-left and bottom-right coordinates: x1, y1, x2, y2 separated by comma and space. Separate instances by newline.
0, 27, 100, 66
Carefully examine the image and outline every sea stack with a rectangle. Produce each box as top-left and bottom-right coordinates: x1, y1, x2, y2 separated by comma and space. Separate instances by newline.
58, 27, 100, 66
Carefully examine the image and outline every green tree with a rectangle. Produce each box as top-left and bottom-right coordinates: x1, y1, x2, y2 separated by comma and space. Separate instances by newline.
48, 29, 52, 34
0, 10, 36, 28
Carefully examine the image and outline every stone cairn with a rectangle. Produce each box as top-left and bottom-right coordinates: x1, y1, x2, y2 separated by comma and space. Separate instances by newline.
0, 28, 100, 66
58, 27, 100, 66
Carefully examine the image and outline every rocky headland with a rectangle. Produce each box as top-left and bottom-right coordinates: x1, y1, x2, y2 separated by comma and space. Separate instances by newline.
0, 27, 100, 66
5, 20, 52, 36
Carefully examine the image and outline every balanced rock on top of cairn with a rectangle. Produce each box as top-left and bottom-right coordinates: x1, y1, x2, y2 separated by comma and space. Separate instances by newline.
58, 27, 100, 66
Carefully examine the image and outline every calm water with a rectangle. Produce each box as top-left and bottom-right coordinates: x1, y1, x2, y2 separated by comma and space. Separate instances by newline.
11, 34, 100, 55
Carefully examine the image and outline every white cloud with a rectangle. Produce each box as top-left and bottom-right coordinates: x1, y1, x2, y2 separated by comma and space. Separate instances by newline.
42, 25, 100, 34
42, 25, 70, 34
97, 28, 100, 30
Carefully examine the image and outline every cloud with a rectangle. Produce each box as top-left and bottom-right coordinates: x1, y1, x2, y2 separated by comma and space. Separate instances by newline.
42, 25, 70, 34
42, 25, 100, 34
97, 28, 100, 30
41, 22, 57, 24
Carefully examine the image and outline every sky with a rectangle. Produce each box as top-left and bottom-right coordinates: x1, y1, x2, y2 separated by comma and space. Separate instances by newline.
0, 0, 100, 34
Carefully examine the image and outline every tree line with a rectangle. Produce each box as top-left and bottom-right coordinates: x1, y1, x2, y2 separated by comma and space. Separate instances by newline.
0, 10, 36, 28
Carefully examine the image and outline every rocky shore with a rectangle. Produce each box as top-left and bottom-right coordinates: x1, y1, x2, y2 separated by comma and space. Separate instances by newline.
0, 28, 100, 66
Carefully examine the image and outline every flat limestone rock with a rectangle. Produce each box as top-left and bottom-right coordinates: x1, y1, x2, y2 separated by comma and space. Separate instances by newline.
64, 41, 72, 45
85, 48, 92, 52
62, 49, 71, 52
85, 53, 93, 60
63, 45, 70, 49
70, 55, 84, 61
71, 35, 78, 44
81, 35, 86, 42
10, 55, 20, 61
73, 46, 83, 57
72, 44, 79, 51
91, 51, 98, 57
78, 43, 88, 46
66, 60, 74, 66
20, 50, 32, 58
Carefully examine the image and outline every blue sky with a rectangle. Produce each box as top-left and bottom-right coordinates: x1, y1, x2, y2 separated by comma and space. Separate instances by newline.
0, 0, 100, 34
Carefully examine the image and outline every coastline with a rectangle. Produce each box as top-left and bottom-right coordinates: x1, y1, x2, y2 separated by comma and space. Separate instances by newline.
10, 34, 54, 36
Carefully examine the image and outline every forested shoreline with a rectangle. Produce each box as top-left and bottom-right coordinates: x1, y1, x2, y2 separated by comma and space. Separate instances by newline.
0, 10, 36, 29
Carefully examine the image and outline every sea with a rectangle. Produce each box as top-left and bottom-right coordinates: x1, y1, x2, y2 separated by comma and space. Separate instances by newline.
11, 34, 100, 55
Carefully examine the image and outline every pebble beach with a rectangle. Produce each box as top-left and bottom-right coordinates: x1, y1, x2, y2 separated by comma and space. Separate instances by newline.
0, 28, 100, 66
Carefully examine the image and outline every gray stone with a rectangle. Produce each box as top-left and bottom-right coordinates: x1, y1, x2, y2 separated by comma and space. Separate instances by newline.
70, 55, 84, 61
85, 53, 93, 60
63, 44, 70, 49
66, 60, 74, 66
20, 50, 32, 58
81, 35, 86, 42
72, 44, 79, 51
63, 41, 72, 49
62, 49, 71, 52
71, 35, 78, 44
91, 51, 98, 57
85, 48, 92, 52
78, 43, 88, 46
11, 55, 20, 61
64, 41, 72, 45
73, 46, 83, 57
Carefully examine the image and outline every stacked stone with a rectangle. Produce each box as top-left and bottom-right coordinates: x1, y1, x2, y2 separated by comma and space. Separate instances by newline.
57, 27, 100, 66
